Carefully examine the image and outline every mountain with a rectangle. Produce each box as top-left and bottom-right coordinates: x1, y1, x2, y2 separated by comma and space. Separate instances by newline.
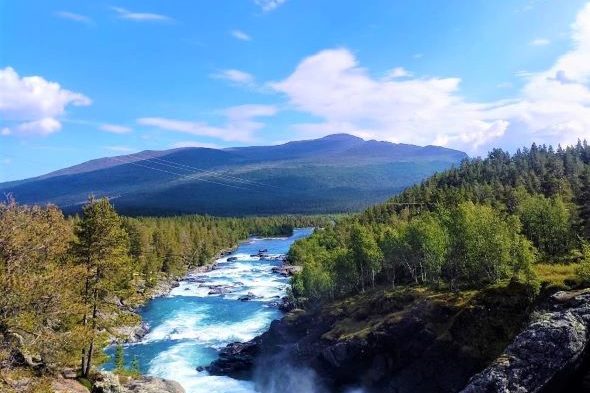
0, 134, 467, 215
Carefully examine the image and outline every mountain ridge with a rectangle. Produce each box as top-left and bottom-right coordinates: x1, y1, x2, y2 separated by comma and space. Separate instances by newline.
1, 134, 467, 215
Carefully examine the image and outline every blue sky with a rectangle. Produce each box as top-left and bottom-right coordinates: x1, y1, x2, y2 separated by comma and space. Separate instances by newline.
2, 0, 590, 181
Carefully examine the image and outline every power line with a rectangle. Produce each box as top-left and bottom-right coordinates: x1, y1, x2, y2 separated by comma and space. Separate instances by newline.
136, 151, 282, 190
108, 156, 253, 191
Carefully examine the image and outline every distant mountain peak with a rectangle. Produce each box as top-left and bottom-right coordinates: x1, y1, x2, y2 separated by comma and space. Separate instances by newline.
319, 133, 365, 141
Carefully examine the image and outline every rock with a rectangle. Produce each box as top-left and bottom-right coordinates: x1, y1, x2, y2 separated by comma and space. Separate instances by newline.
278, 296, 295, 312
207, 339, 261, 378
112, 321, 150, 344
271, 265, 302, 276
238, 292, 259, 301
460, 292, 590, 393
92, 371, 123, 393
92, 373, 185, 393
62, 368, 78, 379
122, 376, 185, 393
207, 285, 235, 295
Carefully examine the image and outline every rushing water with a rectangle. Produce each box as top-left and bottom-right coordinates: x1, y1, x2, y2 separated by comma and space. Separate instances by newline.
106, 228, 313, 393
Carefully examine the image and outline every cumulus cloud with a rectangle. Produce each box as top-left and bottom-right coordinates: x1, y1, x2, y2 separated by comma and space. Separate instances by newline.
54, 11, 92, 24
270, 48, 507, 151
490, 2, 590, 148
111, 7, 173, 22
254, 0, 287, 12
138, 104, 277, 142
211, 69, 255, 86
269, 2, 590, 153
0, 67, 91, 136
99, 123, 132, 133
231, 30, 252, 41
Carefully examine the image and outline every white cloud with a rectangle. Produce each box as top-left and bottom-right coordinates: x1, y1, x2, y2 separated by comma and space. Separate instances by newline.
170, 141, 221, 149
0, 67, 91, 136
231, 30, 251, 41
137, 104, 277, 142
490, 2, 590, 148
270, 48, 506, 151
254, 0, 287, 12
111, 7, 172, 22
268, 2, 590, 154
530, 38, 551, 46
211, 69, 255, 86
54, 11, 92, 24
100, 123, 132, 133
385, 67, 412, 79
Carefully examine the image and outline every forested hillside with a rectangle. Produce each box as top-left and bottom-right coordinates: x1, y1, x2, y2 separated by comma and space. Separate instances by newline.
0, 134, 466, 216
0, 198, 328, 391
289, 141, 590, 303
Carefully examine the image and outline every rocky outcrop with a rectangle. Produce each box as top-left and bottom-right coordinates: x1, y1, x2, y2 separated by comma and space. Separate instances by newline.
122, 376, 185, 393
460, 290, 590, 393
92, 372, 185, 393
207, 339, 262, 378
207, 281, 541, 393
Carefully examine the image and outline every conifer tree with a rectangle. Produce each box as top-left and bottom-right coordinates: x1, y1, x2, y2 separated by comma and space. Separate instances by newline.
73, 197, 132, 377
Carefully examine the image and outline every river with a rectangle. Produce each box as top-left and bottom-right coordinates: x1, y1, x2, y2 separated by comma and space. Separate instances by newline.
108, 228, 314, 393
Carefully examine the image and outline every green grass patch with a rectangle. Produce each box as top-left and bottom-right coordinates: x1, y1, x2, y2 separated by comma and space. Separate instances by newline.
534, 263, 580, 291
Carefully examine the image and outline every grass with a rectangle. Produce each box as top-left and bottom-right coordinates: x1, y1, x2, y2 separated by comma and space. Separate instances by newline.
320, 285, 478, 341
534, 262, 580, 291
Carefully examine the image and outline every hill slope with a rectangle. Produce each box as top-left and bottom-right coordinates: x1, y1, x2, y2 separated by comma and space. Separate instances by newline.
0, 134, 466, 215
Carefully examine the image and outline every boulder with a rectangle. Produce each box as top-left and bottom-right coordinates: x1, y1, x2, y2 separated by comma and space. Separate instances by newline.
92, 373, 185, 393
92, 371, 123, 393
207, 339, 261, 378
122, 376, 185, 393
238, 292, 259, 301
271, 265, 302, 276
460, 291, 590, 393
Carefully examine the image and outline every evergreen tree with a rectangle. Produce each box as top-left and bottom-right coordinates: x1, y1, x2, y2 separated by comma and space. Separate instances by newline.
114, 344, 125, 372
73, 197, 132, 378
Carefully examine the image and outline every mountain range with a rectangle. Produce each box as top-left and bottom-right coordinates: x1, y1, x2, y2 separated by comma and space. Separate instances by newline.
0, 134, 467, 215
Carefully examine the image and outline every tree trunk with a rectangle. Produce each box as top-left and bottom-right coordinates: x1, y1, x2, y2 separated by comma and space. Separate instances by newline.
83, 290, 98, 377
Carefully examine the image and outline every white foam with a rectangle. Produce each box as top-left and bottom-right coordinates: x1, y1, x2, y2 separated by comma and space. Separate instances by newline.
148, 342, 256, 393
142, 307, 208, 343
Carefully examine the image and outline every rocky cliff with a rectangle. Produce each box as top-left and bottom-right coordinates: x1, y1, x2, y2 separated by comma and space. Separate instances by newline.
208, 280, 541, 393
461, 289, 590, 393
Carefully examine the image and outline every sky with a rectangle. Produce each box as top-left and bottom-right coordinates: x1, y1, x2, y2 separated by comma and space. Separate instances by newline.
2, 0, 590, 181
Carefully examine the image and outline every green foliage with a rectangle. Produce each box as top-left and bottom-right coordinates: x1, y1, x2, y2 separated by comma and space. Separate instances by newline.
111, 344, 140, 377
0, 199, 84, 371
576, 243, 590, 283
130, 356, 140, 375
0, 197, 328, 380
291, 202, 536, 300
445, 202, 534, 287
1, 135, 464, 216
114, 344, 125, 372
517, 194, 574, 260
73, 197, 133, 377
